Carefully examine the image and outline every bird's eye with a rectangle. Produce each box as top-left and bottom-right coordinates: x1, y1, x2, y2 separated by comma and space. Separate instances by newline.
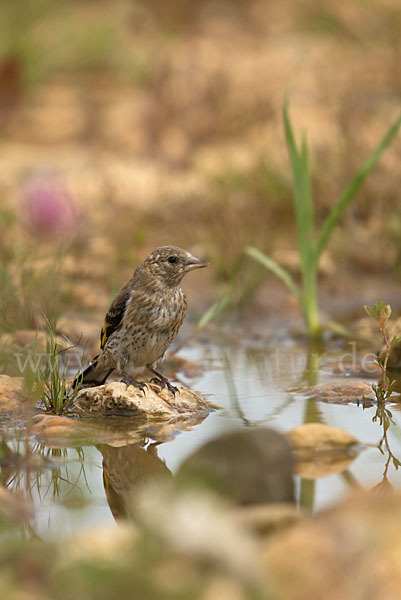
168, 256, 177, 264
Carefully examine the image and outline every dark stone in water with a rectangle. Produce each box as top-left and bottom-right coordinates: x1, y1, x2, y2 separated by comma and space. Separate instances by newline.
177, 428, 294, 505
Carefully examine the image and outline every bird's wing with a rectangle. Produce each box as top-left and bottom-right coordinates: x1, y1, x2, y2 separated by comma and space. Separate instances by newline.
100, 282, 132, 349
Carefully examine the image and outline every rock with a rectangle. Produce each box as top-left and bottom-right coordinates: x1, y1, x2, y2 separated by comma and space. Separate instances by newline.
72, 381, 213, 419
287, 422, 359, 452
0, 374, 29, 414
286, 423, 362, 478
262, 492, 401, 600
177, 428, 294, 505
300, 381, 374, 404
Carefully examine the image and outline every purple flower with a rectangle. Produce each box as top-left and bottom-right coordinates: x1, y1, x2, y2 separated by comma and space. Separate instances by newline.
21, 175, 80, 239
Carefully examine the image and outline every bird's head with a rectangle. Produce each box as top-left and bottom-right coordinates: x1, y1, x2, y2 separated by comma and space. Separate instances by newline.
139, 246, 208, 287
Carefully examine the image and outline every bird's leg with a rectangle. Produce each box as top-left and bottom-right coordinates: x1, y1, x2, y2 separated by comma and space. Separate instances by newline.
119, 370, 147, 394
147, 366, 178, 395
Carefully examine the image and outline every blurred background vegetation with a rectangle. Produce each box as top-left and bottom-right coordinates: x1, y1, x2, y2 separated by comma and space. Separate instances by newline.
0, 0, 400, 331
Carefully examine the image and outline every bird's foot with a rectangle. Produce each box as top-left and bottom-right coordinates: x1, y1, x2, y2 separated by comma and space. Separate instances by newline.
150, 376, 178, 396
166, 381, 178, 396
120, 373, 147, 394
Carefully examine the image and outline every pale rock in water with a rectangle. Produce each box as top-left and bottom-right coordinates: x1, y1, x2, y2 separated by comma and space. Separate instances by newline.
72, 381, 213, 419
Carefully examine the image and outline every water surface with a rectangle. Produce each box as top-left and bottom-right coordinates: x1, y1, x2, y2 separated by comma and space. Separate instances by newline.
2, 332, 401, 539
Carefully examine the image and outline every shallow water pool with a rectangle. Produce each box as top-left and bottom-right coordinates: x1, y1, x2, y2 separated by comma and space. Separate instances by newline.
2, 332, 401, 539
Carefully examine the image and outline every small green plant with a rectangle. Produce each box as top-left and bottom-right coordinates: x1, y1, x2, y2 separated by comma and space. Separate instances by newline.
37, 317, 82, 414
364, 301, 401, 486
245, 96, 401, 338
364, 301, 401, 402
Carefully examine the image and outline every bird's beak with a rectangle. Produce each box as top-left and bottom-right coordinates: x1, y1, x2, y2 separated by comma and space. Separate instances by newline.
185, 254, 209, 271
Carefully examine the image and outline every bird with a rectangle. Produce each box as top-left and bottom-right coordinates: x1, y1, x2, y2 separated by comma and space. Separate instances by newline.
71, 246, 208, 394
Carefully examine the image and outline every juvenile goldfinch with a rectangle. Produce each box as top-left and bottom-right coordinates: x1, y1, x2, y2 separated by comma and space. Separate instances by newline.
72, 246, 207, 394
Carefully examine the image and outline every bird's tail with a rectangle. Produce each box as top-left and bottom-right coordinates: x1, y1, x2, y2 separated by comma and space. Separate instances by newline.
71, 355, 114, 389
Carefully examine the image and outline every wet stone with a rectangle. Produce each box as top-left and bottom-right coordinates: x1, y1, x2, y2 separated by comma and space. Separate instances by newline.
177, 428, 294, 505
72, 381, 213, 420
299, 381, 375, 404
286, 423, 359, 452
286, 423, 362, 478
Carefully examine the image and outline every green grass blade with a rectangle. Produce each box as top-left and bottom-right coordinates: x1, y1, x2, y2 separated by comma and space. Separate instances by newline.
300, 133, 314, 240
283, 97, 304, 220
283, 95, 316, 276
316, 111, 401, 259
198, 295, 231, 329
283, 97, 314, 231
245, 246, 301, 300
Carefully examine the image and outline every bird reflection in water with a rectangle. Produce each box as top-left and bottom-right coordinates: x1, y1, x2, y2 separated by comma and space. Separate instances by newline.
99, 426, 295, 523
98, 440, 172, 521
